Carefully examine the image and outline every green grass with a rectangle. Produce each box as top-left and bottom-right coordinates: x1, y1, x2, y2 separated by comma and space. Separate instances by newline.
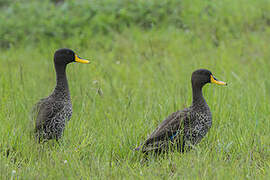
1, 28, 269, 179
1, 0, 270, 179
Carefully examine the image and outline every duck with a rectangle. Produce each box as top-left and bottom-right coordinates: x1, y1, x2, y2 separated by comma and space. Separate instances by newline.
135, 69, 227, 154
33, 48, 89, 142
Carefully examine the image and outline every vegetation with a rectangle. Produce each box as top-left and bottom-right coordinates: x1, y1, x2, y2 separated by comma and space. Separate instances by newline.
0, 0, 269, 179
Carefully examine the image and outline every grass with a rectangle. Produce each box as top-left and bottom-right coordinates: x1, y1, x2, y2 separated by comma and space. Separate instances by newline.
1, 28, 269, 179
1, 0, 270, 179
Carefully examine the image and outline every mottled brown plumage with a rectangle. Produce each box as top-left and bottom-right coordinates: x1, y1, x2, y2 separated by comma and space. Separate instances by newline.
32, 48, 89, 142
136, 69, 226, 154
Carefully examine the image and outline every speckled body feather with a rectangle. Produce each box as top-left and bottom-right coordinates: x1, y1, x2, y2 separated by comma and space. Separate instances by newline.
33, 84, 72, 141
137, 69, 226, 154
139, 100, 212, 153
32, 48, 89, 142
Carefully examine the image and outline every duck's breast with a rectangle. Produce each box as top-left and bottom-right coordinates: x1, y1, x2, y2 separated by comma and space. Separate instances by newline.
184, 109, 212, 145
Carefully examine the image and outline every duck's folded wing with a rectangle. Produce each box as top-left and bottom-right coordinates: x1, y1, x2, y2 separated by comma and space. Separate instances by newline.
31, 98, 47, 127
32, 98, 64, 131
141, 109, 189, 152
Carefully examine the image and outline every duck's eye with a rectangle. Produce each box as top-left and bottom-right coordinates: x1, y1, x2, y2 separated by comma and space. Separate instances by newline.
64, 51, 71, 56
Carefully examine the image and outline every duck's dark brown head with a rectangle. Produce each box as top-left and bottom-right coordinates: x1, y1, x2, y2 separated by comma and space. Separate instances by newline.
191, 69, 227, 88
54, 48, 89, 65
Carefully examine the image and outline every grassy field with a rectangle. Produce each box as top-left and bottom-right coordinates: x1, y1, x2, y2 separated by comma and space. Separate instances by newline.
1, 0, 270, 179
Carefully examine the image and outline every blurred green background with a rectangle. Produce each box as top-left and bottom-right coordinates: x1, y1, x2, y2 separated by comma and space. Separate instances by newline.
0, 0, 269, 179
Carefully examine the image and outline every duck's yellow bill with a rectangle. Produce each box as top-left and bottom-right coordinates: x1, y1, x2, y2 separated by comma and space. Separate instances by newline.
210, 75, 227, 85
75, 54, 90, 64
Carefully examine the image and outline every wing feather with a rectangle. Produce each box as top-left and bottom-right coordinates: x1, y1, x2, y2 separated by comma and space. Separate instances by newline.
141, 108, 189, 153
32, 97, 64, 133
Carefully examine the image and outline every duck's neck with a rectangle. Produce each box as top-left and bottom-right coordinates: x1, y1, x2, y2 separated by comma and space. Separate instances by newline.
192, 84, 207, 108
53, 63, 70, 99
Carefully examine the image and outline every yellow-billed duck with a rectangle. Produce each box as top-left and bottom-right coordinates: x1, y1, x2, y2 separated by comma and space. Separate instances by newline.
135, 69, 227, 153
33, 48, 89, 142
